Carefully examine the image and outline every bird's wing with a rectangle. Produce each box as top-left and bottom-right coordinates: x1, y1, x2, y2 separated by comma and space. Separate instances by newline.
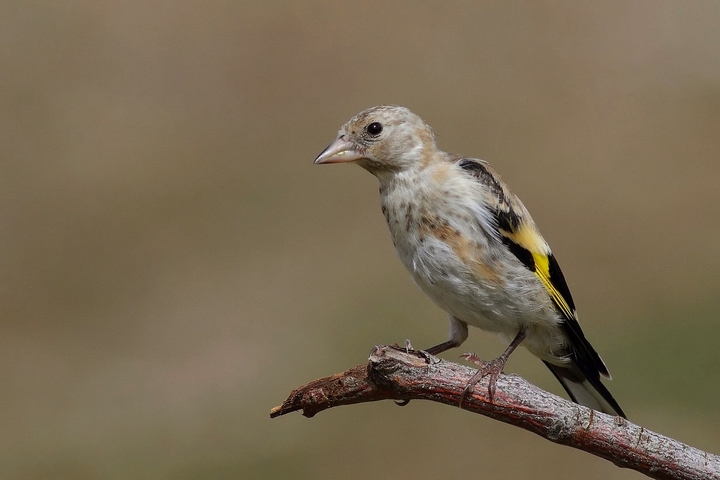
456, 158, 609, 377
456, 157, 625, 416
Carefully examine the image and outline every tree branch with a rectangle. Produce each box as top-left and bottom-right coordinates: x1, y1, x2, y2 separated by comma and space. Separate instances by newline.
270, 345, 720, 480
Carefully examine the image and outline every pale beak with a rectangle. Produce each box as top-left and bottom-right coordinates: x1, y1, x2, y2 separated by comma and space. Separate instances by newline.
314, 137, 364, 164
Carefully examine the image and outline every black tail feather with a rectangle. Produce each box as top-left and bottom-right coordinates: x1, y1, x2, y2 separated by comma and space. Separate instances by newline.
544, 360, 626, 418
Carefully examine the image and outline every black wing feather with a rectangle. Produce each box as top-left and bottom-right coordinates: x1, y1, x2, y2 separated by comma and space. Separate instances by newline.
457, 157, 623, 415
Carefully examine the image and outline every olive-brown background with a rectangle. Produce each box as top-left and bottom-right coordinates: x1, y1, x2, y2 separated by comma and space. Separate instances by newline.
2, 2, 719, 479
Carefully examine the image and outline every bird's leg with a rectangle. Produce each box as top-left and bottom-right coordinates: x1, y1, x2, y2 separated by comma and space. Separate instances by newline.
397, 319, 467, 407
424, 340, 458, 356
424, 316, 468, 356
459, 327, 527, 407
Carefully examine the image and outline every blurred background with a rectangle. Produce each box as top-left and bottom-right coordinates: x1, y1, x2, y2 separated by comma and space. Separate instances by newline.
1, 1, 719, 478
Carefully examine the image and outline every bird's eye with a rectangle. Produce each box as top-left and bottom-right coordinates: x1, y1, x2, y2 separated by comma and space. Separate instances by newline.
366, 122, 383, 136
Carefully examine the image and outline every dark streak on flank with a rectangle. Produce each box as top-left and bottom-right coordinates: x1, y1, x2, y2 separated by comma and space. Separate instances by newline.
405, 203, 413, 232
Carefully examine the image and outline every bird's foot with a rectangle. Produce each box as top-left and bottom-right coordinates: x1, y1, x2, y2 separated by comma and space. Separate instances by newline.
390, 339, 438, 364
458, 353, 508, 407
390, 339, 415, 353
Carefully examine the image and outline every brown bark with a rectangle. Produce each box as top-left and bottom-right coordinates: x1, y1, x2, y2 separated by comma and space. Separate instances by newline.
270, 345, 720, 480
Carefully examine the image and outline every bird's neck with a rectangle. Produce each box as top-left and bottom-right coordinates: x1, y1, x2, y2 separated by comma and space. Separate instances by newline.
377, 169, 427, 245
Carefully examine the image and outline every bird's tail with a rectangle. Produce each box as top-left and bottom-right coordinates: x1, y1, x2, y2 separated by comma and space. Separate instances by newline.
543, 361, 626, 418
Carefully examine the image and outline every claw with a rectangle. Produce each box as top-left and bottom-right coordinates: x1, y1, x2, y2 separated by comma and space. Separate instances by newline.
417, 349, 438, 364
459, 352, 485, 366
457, 328, 527, 408
458, 355, 506, 407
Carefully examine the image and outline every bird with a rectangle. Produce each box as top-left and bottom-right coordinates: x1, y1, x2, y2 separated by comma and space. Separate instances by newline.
314, 105, 625, 418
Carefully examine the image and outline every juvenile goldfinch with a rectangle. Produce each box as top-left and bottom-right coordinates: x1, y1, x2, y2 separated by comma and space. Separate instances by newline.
314, 105, 625, 418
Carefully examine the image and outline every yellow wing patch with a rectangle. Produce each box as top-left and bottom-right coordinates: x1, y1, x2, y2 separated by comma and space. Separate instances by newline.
501, 222, 575, 320
500, 222, 547, 256
532, 252, 574, 320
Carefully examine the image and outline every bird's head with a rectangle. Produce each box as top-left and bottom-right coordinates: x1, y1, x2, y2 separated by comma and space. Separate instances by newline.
314, 105, 438, 176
